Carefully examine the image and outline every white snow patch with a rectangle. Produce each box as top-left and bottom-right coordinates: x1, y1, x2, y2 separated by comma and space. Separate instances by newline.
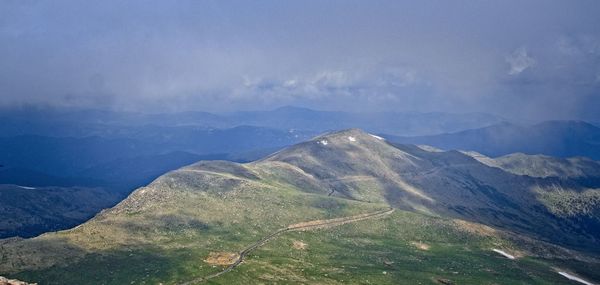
17, 185, 36, 190
318, 139, 329, 146
492, 249, 515, 260
558, 272, 595, 285
347, 136, 356, 142
369, 134, 384, 140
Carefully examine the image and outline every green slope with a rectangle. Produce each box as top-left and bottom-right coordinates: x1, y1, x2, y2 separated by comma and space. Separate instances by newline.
1, 129, 599, 284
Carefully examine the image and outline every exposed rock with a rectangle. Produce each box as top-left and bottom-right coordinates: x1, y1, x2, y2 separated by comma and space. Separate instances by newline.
436, 278, 454, 285
204, 252, 239, 266
0, 276, 37, 285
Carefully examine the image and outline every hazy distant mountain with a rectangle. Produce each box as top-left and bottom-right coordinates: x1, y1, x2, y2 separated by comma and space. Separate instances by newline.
226, 106, 505, 136
0, 107, 229, 137
2, 129, 598, 284
0, 126, 314, 186
386, 121, 600, 160
0, 106, 504, 137
0, 105, 507, 239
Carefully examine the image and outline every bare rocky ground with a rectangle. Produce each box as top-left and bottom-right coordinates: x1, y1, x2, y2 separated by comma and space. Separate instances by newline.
0, 276, 36, 285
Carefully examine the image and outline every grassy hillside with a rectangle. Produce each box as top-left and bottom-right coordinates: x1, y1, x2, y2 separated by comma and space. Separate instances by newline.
1, 129, 599, 284
9, 210, 599, 285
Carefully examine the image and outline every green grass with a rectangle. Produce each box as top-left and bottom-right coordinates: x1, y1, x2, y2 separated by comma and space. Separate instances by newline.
4, 157, 600, 284
210, 211, 596, 285
11, 211, 598, 285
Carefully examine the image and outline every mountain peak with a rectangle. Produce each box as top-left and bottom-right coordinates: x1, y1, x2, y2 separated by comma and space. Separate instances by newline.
272, 105, 317, 113
313, 128, 385, 145
261, 128, 423, 185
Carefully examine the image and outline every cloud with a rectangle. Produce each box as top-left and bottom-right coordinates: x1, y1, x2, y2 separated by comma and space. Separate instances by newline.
506, 47, 536, 75
0, 1, 599, 120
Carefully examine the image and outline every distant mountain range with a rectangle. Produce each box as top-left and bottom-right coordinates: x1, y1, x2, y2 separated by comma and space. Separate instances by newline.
0, 126, 314, 183
0, 105, 505, 137
386, 121, 600, 160
0, 106, 507, 238
2, 129, 598, 284
2, 106, 599, 241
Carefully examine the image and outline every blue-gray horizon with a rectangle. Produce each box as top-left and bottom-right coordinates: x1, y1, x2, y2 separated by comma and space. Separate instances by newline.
1, 0, 599, 121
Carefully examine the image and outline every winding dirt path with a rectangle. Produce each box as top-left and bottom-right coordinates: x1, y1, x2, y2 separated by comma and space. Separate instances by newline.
180, 208, 394, 285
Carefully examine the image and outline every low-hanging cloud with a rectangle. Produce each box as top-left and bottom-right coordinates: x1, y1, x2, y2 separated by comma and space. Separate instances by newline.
0, 0, 599, 121
506, 47, 536, 75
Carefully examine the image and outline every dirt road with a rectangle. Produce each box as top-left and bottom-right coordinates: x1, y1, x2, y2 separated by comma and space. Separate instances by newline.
181, 207, 394, 284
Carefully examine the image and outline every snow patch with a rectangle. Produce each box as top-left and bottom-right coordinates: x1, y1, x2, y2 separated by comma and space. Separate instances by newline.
17, 185, 36, 190
558, 272, 595, 285
369, 134, 384, 140
492, 249, 515, 260
317, 139, 329, 146
347, 136, 356, 142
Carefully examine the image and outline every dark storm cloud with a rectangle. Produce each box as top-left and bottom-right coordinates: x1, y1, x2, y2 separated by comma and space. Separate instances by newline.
1, 0, 599, 120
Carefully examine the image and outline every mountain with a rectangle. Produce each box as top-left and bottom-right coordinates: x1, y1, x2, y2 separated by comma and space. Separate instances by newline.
463, 151, 600, 180
386, 121, 600, 160
0, 124, 314, 193
227, 106, 505, 135
0, 106, 504, 137
0, 150, 272, 239
1, 129, 598, 284
0, 125, 314, 180
0, 149, 287, 239
0, 121, 317, 238
0, 106, 505, 240
0, 185, 120, 239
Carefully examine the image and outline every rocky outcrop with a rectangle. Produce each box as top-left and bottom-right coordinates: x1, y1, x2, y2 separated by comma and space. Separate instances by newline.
0, 276, 37, 285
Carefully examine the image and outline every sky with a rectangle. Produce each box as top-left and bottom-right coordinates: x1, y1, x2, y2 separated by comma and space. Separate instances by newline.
1, 0, 600, 121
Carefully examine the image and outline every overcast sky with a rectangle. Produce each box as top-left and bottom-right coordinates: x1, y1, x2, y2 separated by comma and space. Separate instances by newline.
1, 0, 600, 121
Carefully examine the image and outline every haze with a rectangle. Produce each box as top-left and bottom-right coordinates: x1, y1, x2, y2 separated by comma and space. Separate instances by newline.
1, 0, 600, 121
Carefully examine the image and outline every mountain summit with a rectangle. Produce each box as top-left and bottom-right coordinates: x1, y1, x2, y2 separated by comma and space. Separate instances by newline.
1, 129, 599, 284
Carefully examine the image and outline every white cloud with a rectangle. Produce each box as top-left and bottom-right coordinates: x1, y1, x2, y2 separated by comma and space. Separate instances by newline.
283, 79, 298, 88
506, 47, 536, 75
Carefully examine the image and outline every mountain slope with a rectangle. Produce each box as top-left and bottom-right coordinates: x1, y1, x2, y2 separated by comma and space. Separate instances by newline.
463, 151, 600, 180
386, 121, 600, 160
461, 151, 600, 223
0, 126, 314, 238
262, 130, 600, 249
0, 185, 120, 238
1, 129, 599, 284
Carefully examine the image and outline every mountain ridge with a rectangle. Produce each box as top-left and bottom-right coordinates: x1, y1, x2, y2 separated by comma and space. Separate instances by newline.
1, 128, 599, 284
386, 120, 600, 160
